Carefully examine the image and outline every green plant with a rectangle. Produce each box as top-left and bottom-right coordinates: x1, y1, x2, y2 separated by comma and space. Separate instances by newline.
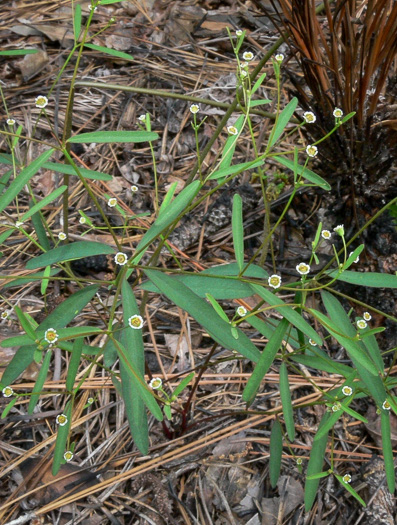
0, 3, 396, 517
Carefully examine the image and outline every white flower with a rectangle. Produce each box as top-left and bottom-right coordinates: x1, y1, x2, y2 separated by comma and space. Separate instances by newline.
63, 451, 74, 462
331, 403, 341, 412
56, 414, 68, 426
149, 377, 162, 390
227, 125, 238, 135
383, 400, 391, 410
7, 118, 15, 126
321, 230, 331, 240
35, 95, 48, 109
242, 51, 254, 61
44, 328, 58, 344
108, 197, 117, 207
15, 221, 24, 228
128, 314, 144, 329
236, 30, 243, 36
89, 5, 97, 11
306, 145, 318, 157
79, 216, 86, 224
342, 474, 352, 484
1, 311, 8, 320
303, 111, 316, 124
87, 397, 94, 405
333, 108, 343, 119
240, 62, 248, 68
309, 338, 317, 346
131, 185, 138, 192
296, 457, 303, 465
363, 312, 372, 321
356, 319, 367, 330
189, 104, 200, 114
296, 262, 310, 275
349, 251, 359, 263
114, 252, 128, 266
275, 53, 284, 62
240, 69, 248, 78
237, 306, 247, 317
268, 274, 282, 289
334, 224, 345, 236
2, 386, 13, 398
138, 114, 146, 122
58, 232, 67, 241
342, 386, 353, 396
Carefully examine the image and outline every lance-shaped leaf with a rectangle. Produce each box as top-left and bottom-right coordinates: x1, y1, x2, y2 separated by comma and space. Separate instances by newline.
381, 411, 395, 494
52, 402, 72, 475
68, 131, 158, 143
232, 193, 244, 272
26, 242, 115, 269
274, 156, 331, 190
0, 345, 36, 388
327, 269, 397, 288
28, 349, 52, 414
269, 419, 283, 488
280, 362, 295, 441
19, 186, 67, 223
84, 43, 134, 61
145, 270, 261, 362
66, 338, 84, 392
43, 161, 112, 181
269, 98, 298, 148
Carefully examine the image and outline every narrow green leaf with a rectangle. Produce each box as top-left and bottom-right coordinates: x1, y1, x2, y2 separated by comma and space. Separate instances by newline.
274, 156, 331, 190
158, 182, 178, 218
1, 396, 18, 419
381, 411, 395, 493
0, 346, 36, 388
0, 149, 55, 214
40, 266, 52, 295
66, 338, 84, 391
43, 161, 112, 181
52, 402, 72, 475
341, 405, 368, 423
208, 159, 265, 181
31, 204, 50, 250
12, 125, 23, 148
249, 99, 271, 107
68, 131, 158, 144
205, 294, 229, 323
252, 72, 267, 94
0, 49, 38, 56
0, 229, 13, 245
218, 115, 245, 173
362, 331, 384, 373
14, 306, 37, 341
145, 270, 261, 362
20, 186, 67, 223
243, 318, 289, 405
2, 326, 101, 348
269, 419, 283, 488
26, 241, 115, 269
280, 363, 295, 441
84, 43, 134, 61
328, 270, 397, 288
3, 268, 60, 289
250, 284, 322, 346
269, 98, 298, 148
305, 412, 331, 511
73, 3, 82, 41
306, 471, 330, 481
132, 181, 201, 264
232, 194, 244, 271
28, 349, 52, 414
341, 111, 356, 124
171, 372, 195, 399
334, 474, 366, 507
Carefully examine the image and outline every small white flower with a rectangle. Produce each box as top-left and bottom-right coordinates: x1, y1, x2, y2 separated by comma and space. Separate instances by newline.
227, 125, 238, 135
383, 400, 391, 410
236, 30, 243, 36
87, 397, 94, 405
189, 104, 200, 114
356, 319, 367, 330
1, 311, 8, 320
237, 306, 247, 317
15, 221, 24, 228
333, 108, 343, 119
363, 312, 372, 321
131, 185, 138, 192
334, 224, 345, 236
138, 114, 146, 122
242, 51, 254, 61
114, 252, 128, 266
240, 69, 248, 78
349, 251, 359, 263
149, 377, 162, 390
321, 230, 331, 240
303, 111, 316, 124
63, 451, 74, 462
240, 61, 248, 68
268, 274, 282, 289
296, 457, 303, 465
89, 5, 97, 11
35, 95, 48, 109
275, 53, 284, 62
44, 328, 58, 344
342, 474, 352, 484
79, 216, 87, 224
108, 197, 117, 207
110, 17, 116, 23
332, 402, 341, 412
7, 118, 15, 126
296, 262, 310, 275
128, 314, 144, 329
2, 386, 13, 398
56, 414, 68, 426
306, 145, 318, 157
309, 338, 317, 346
58, 232, 67, 241
342, 386, 353, 396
